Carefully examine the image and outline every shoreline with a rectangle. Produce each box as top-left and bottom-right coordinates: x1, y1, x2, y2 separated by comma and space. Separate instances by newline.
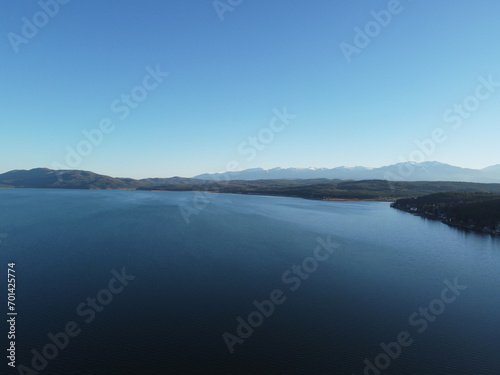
2, 186, 395, 202
391, 205, 500, 237
149, 189, 395, 202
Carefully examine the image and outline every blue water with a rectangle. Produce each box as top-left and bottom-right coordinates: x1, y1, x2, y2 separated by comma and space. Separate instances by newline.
1, 189, 499, 374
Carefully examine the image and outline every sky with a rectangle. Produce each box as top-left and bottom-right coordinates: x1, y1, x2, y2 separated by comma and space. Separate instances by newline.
1, 0, 499, 178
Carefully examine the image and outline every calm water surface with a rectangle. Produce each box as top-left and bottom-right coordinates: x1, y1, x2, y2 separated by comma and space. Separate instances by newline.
0, 189, 499, 374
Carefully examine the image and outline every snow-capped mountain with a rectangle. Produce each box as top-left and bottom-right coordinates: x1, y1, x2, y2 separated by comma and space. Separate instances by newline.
194, 162, 500, 183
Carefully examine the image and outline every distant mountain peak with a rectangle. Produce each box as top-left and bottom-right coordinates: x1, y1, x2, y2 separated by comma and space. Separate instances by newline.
193, 162, 500, 183
2, 162, 499, 186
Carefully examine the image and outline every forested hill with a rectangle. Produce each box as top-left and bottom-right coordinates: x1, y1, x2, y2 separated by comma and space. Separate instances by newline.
140, 179, 500, 201
0, 168, 198, 190
391, 192, 500, 234
3, 168, 500, 202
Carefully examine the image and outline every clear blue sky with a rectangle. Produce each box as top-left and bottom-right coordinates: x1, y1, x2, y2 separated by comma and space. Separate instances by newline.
1, 0, 499, 178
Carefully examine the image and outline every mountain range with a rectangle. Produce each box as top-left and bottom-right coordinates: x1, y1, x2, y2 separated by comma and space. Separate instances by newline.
194, 162, 500, 183
0, 162, 499, 192
2, 164, 500, 200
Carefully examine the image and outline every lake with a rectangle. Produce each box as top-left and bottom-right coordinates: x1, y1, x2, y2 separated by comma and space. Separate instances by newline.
1, 189, 499, 374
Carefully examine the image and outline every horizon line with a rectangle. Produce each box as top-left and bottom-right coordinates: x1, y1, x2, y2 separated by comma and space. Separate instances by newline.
1, 161, 499, 180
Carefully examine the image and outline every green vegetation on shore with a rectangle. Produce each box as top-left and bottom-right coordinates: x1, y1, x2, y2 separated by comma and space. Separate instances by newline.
3, 169, 500, 202
140, 179, 500, 201
391, 192, 500, 235
3, 168, 500, 235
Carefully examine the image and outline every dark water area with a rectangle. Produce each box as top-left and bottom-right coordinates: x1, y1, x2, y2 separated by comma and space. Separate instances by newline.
1, 189, 499, 374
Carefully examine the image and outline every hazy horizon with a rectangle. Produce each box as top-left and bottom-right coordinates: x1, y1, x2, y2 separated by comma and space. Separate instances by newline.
1, 160, 499, 181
